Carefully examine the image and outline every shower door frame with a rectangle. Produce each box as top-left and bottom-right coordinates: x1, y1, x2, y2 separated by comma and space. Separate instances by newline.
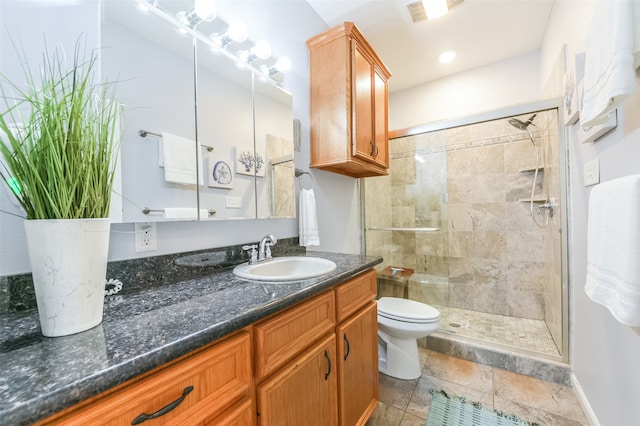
361, 98, 570, 363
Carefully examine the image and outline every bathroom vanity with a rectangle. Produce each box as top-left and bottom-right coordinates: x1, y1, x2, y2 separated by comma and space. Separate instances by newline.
0, 252, 382, 426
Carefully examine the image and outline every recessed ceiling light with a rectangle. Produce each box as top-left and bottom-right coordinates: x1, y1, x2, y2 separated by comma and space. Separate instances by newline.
439, 50, 456, 63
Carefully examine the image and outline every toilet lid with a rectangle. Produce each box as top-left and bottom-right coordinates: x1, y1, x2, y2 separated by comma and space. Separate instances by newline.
378, 297, 440, 322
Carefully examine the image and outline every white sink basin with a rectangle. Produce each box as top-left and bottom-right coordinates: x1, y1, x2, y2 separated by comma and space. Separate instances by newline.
233, 256, 337, 281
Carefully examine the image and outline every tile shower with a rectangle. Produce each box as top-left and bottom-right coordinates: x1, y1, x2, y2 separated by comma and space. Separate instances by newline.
364, 106, 566, 360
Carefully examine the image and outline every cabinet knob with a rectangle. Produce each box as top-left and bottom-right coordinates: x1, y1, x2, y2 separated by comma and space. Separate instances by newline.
131, 385, 194, 424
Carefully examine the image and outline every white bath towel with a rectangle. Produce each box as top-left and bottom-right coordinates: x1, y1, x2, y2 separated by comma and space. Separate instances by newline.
163, 208, 209, 220
161, 132, 203, 185
585, 174, 640, 326
580, 0, 640, 128
299, 188, 320, 247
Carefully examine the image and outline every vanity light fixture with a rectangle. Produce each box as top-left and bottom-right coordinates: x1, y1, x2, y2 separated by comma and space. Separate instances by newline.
138, 0, 291, 86
135, 0, 159, 13
176, 0, 216, 29
439, 49, 456, 63
239, 40, 272, 64
211, 20, 247, 49
259, 56, 292, 77
422, 0, 448, 20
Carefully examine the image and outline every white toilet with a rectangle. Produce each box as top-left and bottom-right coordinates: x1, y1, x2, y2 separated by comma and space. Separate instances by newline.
377, 297, 440, 380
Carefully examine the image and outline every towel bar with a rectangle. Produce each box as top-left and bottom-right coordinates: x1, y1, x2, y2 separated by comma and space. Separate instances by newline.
138, 129, 214, 152
142, 207, 217, 217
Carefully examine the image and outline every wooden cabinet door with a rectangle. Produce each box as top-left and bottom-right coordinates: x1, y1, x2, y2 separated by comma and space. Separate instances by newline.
337, 303, 379, 426
256, 333, 338, 426
373, 66, 389, 169
352, 40, 375, 165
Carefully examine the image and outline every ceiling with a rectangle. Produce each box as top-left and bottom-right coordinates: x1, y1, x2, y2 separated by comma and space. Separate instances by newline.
306, 0, 555, 93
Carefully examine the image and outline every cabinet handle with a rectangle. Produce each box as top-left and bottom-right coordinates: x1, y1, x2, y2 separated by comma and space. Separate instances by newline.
343, 334, 351, 361
369, 140, 375, 156
131, 386, 194, 425
324, 349, 332, 380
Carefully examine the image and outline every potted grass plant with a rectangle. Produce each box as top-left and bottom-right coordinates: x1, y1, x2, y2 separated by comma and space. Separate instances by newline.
0, 39, 122, 337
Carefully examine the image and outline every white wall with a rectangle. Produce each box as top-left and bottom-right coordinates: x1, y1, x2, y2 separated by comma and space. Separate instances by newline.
389, 51, 541, 130
0, 0, 329, 275
541, 1, 640, 425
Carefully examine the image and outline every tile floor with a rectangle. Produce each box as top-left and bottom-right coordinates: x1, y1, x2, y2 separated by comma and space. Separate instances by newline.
435, 305, 560, 357
367, 349, 589, 426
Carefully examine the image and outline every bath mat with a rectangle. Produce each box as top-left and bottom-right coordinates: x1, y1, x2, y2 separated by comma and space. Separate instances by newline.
425, 389, 539, 426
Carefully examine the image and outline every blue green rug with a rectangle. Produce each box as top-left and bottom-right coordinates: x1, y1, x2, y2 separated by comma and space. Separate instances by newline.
426, 390, 540, 426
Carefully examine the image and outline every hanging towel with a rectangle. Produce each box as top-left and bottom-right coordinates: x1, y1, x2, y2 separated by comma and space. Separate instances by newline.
580, 0, 640, 128
299, 188, 320, 247
163, 208, 209, 220
160, 132, 203, 185
585, 174, 640, 326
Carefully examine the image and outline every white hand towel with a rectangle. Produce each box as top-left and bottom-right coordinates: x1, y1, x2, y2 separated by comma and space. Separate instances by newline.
585, 174, 640, 326
163, 208, 209, 220
581, 0, 640, 128
161, 132, 203, 185
299, 188, 320, 247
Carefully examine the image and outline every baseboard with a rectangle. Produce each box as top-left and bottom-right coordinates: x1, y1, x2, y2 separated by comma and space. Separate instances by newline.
570, 374, 600, 426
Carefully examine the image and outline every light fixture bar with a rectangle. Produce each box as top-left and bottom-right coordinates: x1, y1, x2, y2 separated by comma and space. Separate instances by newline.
139, 1, 287, 85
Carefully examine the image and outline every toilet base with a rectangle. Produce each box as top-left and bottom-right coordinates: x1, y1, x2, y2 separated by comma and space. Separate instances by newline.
378, 329, 422, 380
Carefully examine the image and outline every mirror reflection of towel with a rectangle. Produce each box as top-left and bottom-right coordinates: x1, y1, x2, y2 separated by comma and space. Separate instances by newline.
299, 188, 320, 247
161, 132, 203, 185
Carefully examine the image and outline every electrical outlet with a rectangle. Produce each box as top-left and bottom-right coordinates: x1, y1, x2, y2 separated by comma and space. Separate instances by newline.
135, 222, 157, 252
226, 196, 242, 208
584, 159, 600, 186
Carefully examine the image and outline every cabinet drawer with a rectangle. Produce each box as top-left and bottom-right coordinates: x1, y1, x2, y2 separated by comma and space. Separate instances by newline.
50, 331, 252, 425
254, 291, 336, 380
335, 269, 377, 322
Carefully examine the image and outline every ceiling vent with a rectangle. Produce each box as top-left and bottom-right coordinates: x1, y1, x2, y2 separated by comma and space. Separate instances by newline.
405, 0, 464, 23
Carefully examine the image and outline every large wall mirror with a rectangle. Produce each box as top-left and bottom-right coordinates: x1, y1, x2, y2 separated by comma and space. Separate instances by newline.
102, 0, 294, 223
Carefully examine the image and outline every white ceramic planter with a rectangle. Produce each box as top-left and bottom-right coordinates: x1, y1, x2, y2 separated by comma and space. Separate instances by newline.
24, 218, 110, 337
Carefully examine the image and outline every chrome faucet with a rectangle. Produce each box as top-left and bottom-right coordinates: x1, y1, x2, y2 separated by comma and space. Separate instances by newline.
258, 234, 277, 262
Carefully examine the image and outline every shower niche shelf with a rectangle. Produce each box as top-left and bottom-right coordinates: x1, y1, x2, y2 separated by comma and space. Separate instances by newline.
367, 227, 439, 232
519, 166, 545, 173
518, 197, 547, 203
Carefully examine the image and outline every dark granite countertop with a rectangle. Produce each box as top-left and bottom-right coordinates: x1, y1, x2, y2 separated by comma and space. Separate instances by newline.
0, 251, 382, 426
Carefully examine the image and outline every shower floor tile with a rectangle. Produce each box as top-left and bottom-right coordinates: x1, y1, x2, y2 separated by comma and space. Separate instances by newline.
434, 305, 560, 356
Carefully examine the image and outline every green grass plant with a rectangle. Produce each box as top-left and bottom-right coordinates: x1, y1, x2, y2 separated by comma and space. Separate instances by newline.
0, 38, 121, 219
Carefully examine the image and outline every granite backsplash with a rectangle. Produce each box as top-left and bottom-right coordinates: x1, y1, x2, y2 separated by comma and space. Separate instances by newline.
0, 237, 304, 314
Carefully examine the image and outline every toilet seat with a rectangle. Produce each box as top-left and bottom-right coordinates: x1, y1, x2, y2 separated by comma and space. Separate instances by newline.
378, 297, 440, 324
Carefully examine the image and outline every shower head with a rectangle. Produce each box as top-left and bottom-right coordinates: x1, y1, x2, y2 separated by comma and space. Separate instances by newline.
508, 113, 537, 146
508, 114, 537, 131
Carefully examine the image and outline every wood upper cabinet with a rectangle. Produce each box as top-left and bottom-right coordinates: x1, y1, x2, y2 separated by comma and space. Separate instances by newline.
307, 22, 391, 178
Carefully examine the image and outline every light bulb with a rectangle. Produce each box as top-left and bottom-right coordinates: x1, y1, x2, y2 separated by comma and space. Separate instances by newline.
253, 40, 271, 60
194, 0, 216, 21
275, 56, 292, 73
227, 20, 247, 43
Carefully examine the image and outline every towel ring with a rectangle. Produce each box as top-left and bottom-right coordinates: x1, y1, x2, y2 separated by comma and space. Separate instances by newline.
295, 169, 314, 190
